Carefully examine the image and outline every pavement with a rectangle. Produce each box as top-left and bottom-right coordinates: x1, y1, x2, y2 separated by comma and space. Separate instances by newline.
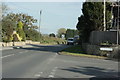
0, 45, 34, 51
1, 44, 119, 79
0, 46, 13, 51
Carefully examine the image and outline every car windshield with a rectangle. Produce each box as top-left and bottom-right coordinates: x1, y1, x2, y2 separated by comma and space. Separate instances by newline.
68, 39, 74, 41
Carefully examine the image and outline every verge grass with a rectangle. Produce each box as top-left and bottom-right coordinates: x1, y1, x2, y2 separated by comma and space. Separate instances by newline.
60, 45, 107, 59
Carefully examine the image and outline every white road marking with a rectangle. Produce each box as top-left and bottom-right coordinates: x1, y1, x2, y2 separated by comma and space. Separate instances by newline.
48, 67, 58, 78
55, 67, 58, 69
48, 75, 54, 78
52, 69, 56, 72
19, 52, 23, 53
115, 62, 118, 63
38, 72, 43, 74
107, 68, 113, 70
56, 53, 58, 55
103, 60, 109, 62
1, 54, 15, 58
19, 51, 28, 54
34, 74, 41, 77
47, 54, 57, 64
25, 51, 28, 52
50, 72, 55, 75
34, 72, 43, 77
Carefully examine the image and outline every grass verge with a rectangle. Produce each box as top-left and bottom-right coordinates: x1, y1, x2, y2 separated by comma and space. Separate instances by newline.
59, 45, 107, 59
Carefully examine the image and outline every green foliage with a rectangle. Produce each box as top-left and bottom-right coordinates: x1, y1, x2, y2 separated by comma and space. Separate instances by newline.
62, 45, 84, 53
113, 2, 120, 18
49, 33, 56, 37
65, 29, 79, 39
17, 21, 23, 29
40, 36, 66, 44
16, 21, 26, 41
6, 13, 38, 30
25, 29, 41, 41
76, 2, 112, 43
2, 17, 17, 42
2, 12, 40, 42
57, 28, 66, 38
5, 13, 38, 41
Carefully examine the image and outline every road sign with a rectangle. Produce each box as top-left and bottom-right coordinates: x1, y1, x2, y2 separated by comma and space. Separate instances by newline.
100, 47, 113, 51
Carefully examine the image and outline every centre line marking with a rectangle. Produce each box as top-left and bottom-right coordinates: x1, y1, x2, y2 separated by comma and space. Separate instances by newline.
34, 74, 41, 77
48, 75, 54, 78
38, 72, 43, 74
25, 51, 28, 52
19, 52, 23, 53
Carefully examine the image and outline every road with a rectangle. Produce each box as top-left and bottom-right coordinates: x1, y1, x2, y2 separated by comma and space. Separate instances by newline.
2, 44, 119, 79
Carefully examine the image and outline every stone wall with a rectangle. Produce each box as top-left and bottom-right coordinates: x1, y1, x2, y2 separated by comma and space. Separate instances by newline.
0, 40, 40, 47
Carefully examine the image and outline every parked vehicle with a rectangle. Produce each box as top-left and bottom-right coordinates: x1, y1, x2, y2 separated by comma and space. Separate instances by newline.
67, 36, 79, 45
67, 38, 75, 45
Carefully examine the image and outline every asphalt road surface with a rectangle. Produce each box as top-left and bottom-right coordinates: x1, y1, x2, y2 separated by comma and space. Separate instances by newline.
2, 44, 119, 79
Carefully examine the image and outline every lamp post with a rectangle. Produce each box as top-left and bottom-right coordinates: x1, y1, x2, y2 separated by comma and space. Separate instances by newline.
39, 10, 42, 43
103, 0, 106, 31
117, 0, 119, 45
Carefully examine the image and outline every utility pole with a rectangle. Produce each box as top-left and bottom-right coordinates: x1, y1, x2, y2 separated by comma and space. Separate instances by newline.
39, 10, 42, 43
117, 0, 119, 45
111, 3, 114, 28
103, 0, 106, 31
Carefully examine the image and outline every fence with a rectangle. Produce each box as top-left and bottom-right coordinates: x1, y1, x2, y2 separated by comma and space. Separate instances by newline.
89, 31, 120, 45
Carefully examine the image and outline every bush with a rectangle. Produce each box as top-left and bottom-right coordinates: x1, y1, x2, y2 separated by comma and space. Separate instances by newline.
40, 36, 66, 44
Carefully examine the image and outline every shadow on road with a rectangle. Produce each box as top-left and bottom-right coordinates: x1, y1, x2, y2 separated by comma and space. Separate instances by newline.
60, 66, 119, 80
21, 44, 69, 53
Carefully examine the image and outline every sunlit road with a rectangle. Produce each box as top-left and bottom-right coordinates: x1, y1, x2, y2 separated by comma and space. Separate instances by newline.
2, 44, 119, 79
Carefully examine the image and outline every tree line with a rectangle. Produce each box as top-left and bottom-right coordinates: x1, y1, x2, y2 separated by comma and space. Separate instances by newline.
56, 28, 79, 39
1, 4, 42, 42
76, 1, 113, 43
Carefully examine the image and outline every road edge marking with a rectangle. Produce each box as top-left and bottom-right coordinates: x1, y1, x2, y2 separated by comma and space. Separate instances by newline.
1, 54, 15, 58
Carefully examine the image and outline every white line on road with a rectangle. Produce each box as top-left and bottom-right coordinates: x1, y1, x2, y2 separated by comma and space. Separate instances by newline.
1, 54, 15, 58
48, 67, 58, 78
107, 68, 113, 70
56, 53, 58, 55
34, 72, 43, 77
115, 62, 118, 63
25, 51, 28, 52
19, 51, 28, 54
47, 54, 57, 64
34, 74, 41, 77
50, 72, 55, 75
38, 72, 43, 74
19, 52, 23, 53
48, 75, 54, 78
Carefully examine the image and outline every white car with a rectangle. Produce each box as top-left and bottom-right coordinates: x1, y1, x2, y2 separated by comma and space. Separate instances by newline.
67, 38, 75, 45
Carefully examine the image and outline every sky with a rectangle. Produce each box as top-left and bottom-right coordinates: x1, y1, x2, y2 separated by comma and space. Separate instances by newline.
5, 2, 83, 34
